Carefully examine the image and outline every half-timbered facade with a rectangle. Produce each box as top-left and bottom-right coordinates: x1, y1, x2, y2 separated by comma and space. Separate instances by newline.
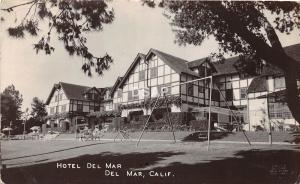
46, 44, 299, 132
45, 82, 103, 132
110, 44, 300, 130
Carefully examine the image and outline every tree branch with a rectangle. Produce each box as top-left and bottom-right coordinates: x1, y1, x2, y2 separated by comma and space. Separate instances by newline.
256, 9, 283, 51
1, 0, 36, 12
20, 1, 38, 25
208, 2, 289, 70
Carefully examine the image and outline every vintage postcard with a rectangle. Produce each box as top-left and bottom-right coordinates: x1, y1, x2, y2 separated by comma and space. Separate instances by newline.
0, 1, 300, 183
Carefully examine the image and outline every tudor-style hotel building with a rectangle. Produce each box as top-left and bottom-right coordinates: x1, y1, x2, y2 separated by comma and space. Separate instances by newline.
110, 44, 300, 131
45, 82, 112, 132
46, 43, 300, 131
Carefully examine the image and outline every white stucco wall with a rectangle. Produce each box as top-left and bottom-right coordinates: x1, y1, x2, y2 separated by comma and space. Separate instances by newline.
247, 98, 270, 131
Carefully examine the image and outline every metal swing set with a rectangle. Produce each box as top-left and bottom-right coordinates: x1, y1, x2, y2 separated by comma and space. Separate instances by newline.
136, 75, 252, 150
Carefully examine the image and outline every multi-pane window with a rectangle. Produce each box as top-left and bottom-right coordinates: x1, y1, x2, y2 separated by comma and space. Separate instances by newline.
198, 86, 205, 93
77, 104, 83, 112
225, 89, 233, 101
187, 83, 193, 96
150, 67, 158, 78
87, 93, 93, 100
117, 89, 122, 98
55, 106, 59, 113
59, 94, 63, 100
274, 77, 285, 89
268, 102, 293, 119
61, 105, 66, 112
50, 107, 54, 114
198, 67, 206, 77
128, 91, 133, 101
212, 89, 220, 101
240, 87, 247, 99
139, 70, 146, 81
89, 105, 94, 112
133, 90, 139, 100
55, 95, 58, 102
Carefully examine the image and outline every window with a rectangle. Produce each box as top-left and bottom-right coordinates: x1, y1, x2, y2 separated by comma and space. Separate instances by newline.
150, 67, 158, 78
117, 89, 122, 98
269, 112, 276, 119
55, 95, 58, 102
198, 86, 205, 93
225, 89, 233, 101
94, 106, 100, 111
61, 105, 66, 112
139, 70, 146, 81
133, 90, 139, 100
94, 94, 99, 100
128, 91, 133, 101
198, 67, 206, 77
187, 83, 193, 96
55, 106, 59, 113
77, 104, 83, 112
59, 94, 63, 100
86, 93, 93, 100
274, 77, 285, 89
212, 89, 220, 101
268, 102, 293, 119
50, 107, 54, 114
240, 87, 247, 99
89, 105, 94, 112
284, 111, 292, 119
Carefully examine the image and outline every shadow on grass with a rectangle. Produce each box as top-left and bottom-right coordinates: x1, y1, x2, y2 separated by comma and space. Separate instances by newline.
182, 131, 233, 142
2, 149, 300, 184
2, 151, 183, 184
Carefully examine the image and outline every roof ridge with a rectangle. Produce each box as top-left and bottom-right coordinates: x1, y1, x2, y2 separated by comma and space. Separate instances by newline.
151, 48, 188, 62
59, 81, 92, 88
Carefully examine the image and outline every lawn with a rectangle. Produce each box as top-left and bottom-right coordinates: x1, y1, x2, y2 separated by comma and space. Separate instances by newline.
1, 138, 300, 184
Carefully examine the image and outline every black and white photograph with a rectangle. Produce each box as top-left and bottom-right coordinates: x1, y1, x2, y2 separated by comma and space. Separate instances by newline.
0, 0, 300, 183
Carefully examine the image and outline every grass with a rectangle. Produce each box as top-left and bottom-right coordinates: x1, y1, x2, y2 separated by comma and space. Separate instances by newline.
1, 138, 300, 184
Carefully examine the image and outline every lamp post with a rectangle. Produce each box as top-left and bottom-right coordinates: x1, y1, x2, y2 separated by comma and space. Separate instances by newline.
23, 108, 29, 140
8, 121, 12, 139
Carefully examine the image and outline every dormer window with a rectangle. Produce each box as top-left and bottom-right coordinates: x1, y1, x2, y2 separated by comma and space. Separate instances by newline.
94, 94, 99, 100
84, 93, 93, 100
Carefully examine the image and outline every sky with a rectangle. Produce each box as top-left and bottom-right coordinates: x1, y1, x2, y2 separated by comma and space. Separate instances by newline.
1, 0, 300, 112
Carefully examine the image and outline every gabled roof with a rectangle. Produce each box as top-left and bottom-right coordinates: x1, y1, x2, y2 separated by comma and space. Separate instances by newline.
118, 53, 145, 88
83, 87, 101, 95
118, 49, 200, 88
45, 82, 101, 105
211, 56, 240, 76
187, 57, 209, 68
146, 49, 199, 77
187, 43, 300, 77
110, 76, 123, 97
284, 43, 300, 62
247, 77, 268, 94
